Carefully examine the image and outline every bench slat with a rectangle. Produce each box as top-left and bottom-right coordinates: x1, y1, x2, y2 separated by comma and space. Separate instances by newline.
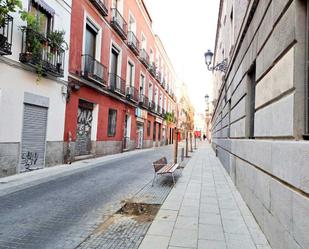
157, 163, 179, 174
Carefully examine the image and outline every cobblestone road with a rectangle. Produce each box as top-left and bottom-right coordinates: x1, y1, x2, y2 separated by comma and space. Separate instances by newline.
0, 145, 177, 249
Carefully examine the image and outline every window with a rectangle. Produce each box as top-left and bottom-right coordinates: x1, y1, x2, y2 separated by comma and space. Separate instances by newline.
246, 63, 256, 138
141, 33, 147, 50
148, 83, 153, 102
147, 121, 151, 136
85, 22, 97, 58
112, 0, 123, 13
108, 109, 117, 136
153, 122, 156, 140
127, 61, 134, 86
230, 8, 234, 52
150, 49, 154, 64
154, 87, 158, 106
30, 2, 53, 35
140, 74, 145, 94
111, 46, 120, 75
129, 13, 136, 33
159, 92, 163, 108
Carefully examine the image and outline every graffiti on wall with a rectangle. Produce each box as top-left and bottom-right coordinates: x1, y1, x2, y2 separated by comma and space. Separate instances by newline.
21, 151, 38, 170
77, 108, 93, 136
76, 107, 93, 156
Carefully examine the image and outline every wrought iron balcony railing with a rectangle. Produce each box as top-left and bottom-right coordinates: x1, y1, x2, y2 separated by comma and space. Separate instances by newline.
161, 77, 166, 86
139, 94, 149, 108
111, 8, 127, 40
139, 49, 150, 68
127, 31, 139, 56
109, 73, 126, 95
155, 70, 162, 83
90, 0, 108, 17
165, 84, 169, 93
157, 105, 162, 114
19, 27, 65, 77
82, 54, 107, 86
149, 100, 156, 112
0, 14, 13, 55
149, 63, 156, 77
126, 85, 139, 102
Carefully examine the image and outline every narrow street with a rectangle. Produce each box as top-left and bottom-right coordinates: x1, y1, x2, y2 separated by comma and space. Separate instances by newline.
0, 146, 175, 249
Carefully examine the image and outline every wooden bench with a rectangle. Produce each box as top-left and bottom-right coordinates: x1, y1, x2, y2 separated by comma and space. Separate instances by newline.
152, 157, 180, 186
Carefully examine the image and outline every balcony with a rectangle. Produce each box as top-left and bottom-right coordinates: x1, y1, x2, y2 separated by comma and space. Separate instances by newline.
126, 85, 139, 102
19, 27, 65, 77
161, 77, 166, 87
139, 49, 150, 68
90, 0, 108, 17
157, 105, 162, 114
165, 84, 169, 93
0, 14, 13, 55
139, 94, 149, 108
81, 54, 107, 86
111, 8, 127, 40
109, 73, 126, 96
149, 100, 156, 112
127, 32, 140, 56
155, 70, 162, 83
148, 63, 156, 77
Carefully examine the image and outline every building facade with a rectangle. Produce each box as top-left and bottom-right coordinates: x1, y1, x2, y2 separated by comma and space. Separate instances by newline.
0, 0, 71, 177
211, 1, 309, 248
64, 0, 177, 161
0, 0, 177, 177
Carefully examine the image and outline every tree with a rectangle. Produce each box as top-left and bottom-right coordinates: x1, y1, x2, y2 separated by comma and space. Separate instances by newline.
0, 0, 22, 25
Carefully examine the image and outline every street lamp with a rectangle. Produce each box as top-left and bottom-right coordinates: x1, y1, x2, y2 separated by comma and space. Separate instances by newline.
204, 49, 228, 73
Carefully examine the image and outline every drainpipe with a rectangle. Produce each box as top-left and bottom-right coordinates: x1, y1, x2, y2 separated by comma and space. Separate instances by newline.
305, 1, 309, 137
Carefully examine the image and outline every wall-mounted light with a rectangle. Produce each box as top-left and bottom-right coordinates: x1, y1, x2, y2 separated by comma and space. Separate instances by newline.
204, 49, 228, 73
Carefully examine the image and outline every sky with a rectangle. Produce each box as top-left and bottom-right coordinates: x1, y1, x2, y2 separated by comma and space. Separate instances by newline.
144, 0, 220, 114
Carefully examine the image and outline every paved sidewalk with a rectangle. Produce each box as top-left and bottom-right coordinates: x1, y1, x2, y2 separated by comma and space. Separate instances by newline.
139, 142, 272, 249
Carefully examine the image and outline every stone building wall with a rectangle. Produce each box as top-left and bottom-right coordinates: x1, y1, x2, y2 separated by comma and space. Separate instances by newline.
211, 1, 309, 248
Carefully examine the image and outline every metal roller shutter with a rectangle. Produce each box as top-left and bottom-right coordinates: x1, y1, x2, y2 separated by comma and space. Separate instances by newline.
20, 103, 48, 172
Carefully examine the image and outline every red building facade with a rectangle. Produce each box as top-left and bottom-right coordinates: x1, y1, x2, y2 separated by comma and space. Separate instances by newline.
64, 0, 177, 160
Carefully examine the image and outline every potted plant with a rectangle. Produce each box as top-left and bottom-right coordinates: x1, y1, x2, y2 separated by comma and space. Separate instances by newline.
48, 30, 68, 53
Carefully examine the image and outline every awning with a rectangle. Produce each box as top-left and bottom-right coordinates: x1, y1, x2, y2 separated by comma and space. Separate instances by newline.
33, 0, 55, 16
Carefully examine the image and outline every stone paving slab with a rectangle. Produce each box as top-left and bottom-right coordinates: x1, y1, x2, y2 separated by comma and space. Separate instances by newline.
138, 142, 272, 249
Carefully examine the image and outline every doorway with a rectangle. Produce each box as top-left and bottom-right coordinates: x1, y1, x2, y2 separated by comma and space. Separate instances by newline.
136, 122, 144, 149
75, 100, 93, 156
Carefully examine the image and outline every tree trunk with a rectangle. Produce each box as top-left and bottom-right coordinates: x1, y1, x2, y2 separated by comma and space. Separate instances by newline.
173, 129, 178, 164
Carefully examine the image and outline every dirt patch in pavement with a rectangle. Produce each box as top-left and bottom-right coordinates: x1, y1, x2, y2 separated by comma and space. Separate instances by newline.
92, 202, 160, 235
117, 202, 160, 223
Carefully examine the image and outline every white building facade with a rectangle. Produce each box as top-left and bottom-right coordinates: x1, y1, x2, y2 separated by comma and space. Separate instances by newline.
0, 0, 71, 177
211, 0, 309, 249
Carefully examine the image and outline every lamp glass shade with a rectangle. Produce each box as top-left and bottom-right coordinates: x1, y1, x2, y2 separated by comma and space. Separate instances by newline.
204, 50, 214, 66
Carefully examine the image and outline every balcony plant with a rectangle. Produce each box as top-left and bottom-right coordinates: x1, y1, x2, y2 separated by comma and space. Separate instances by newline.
47, 30, 68, 73
164, 112, 175, 124
48, 30, 68, 53
20, 11, 44, 81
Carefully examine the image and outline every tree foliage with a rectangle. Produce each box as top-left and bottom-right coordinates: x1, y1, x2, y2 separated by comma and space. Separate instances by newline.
0, 0, 22, 24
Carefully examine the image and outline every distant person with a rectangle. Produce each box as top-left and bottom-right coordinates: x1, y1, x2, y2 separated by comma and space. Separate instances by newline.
203, 134, 206, 141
